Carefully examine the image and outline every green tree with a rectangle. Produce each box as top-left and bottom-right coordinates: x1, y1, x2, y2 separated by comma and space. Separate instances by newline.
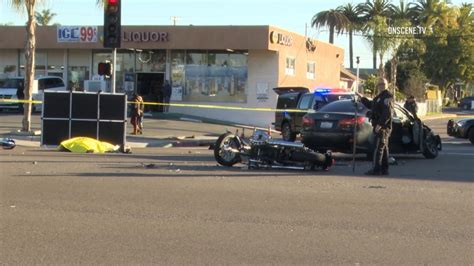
337, 3, 363, 69
35, 8, 56, 26
411, 0, 458, 28
387, 0, 417, 97
363, 74, 379, 96
357, 0, 393, 69
6, 0, 43, 132
422, 2, 471, 91
311, 9, 349, 44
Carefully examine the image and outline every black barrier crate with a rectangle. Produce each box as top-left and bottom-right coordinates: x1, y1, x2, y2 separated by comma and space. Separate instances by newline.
71, 93, 98, 119
42, 120, 70, 146
71, 121, 98, 139
41, 91, 127, 147
43, 92, 70, 118
99, 122, 125, 145
100, 94, 126, 120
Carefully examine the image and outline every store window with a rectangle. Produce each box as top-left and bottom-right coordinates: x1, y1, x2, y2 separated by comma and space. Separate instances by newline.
307, 61, 315, 80
135, 50, 166, 73
20, 51, 46, 77
0, 50, 17, 79
285, 57, 295, 76
69, 50, 90, 91
182, 50, 247, 103
93, 50, 134, 93
171, 51, 185, 100
47, 50, 65, 79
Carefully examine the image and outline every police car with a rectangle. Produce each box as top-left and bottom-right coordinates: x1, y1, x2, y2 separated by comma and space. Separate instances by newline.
273, 87, 354, 141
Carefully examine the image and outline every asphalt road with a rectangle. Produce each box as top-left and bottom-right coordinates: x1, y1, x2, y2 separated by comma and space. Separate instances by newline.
1, 117, 473, 264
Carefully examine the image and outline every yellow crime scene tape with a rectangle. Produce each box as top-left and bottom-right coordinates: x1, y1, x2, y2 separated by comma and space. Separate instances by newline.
0, 99, 43, 104
0, 98, 308, 113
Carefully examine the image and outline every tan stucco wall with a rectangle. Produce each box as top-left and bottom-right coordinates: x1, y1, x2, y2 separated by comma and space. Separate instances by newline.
268, 26, 344, 90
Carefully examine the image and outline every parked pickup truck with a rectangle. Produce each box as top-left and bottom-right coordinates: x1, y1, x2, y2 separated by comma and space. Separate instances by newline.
273, 87, 354, 141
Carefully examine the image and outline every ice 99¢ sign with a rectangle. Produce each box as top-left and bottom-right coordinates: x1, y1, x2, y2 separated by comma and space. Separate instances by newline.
57, 26, 98, 43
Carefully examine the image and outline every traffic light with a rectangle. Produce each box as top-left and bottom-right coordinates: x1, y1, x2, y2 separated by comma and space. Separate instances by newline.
103, 0, 121, 48
98, 62, 112, 76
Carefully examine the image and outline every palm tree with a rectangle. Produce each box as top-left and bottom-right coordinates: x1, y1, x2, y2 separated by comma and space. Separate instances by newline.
7, 0, 43, 132
35, 8, 56, 26
311, 9, 349, 44
391, 0, 418, 24
411, 0, 458, 28
357, 0, 393, 69
388, 1, 418, 98
337, 3, 362, 69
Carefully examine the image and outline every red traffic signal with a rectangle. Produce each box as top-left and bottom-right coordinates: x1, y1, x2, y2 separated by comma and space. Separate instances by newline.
98, 62, 112, 76
104, 0, 121, 48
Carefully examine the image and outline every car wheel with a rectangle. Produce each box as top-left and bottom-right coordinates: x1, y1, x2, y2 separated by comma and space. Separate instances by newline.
422, 134, 438, 159
468, 128, 474, 144
281, 122, 296, 142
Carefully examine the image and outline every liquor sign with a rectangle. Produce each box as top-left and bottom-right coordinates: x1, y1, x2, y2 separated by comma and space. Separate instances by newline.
122, 31, 169, 42
57, 26, 98, 43
270, 31, 293, 47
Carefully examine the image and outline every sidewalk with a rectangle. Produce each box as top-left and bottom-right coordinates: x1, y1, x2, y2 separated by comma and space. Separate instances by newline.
0, 113, 271, 148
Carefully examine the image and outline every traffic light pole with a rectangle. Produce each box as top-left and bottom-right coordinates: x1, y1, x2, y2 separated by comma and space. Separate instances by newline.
112, 48, 116, 93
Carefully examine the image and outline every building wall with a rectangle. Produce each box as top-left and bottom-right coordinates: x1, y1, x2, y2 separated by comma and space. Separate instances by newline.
170, 50, 279, 127
268, 27, 344, 89
0, 25, 344, 127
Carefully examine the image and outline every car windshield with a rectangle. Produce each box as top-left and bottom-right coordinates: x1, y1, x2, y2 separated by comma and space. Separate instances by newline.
318, 99, 368, 114
324, 94, 354, 102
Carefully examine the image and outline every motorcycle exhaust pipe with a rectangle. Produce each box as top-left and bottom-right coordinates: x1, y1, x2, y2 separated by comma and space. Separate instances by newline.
290, 151, 334, 170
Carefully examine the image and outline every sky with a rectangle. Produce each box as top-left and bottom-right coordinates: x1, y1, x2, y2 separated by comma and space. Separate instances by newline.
0, 0, 467, 69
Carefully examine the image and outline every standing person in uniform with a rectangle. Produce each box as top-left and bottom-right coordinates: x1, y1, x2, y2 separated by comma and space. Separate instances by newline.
130, 93, 144, 135
356, 78, 394, 175
404, 95, 418, 119
162, 80, 172, 112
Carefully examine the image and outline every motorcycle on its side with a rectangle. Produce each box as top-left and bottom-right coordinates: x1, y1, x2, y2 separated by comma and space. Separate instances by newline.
214, 130, 334, 171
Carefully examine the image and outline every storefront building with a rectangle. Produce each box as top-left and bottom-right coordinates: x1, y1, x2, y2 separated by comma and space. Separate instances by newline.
0, 25, 344, 126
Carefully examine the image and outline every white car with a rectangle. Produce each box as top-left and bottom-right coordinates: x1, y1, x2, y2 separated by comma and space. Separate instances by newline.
0, 76, 66, 112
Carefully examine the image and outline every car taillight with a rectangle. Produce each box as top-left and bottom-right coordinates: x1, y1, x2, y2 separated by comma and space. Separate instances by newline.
302, 115, 315, 127
338, 116, 365, 128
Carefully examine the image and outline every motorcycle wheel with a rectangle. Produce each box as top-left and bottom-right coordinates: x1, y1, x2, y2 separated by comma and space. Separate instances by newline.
214, 133, 242, 167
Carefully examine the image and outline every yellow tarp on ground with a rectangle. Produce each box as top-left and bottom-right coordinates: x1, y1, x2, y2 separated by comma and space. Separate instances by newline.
59, 137, 119, 153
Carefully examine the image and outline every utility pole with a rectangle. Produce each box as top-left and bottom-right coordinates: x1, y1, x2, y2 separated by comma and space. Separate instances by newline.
356, 56, 360, 93
170, 16, 180, 26
112, 48, 116, 93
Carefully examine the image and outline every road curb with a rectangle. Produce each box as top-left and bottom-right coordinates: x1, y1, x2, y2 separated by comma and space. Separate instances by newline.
422, 114, 458, 121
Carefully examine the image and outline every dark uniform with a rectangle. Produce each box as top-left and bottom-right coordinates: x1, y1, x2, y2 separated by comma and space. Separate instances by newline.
404, 98, 418, 118
361, 89, 394, 175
